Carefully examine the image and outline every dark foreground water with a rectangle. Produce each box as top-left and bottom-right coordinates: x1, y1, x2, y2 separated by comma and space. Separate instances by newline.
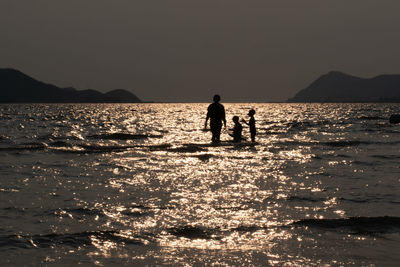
0, 103, 400, 266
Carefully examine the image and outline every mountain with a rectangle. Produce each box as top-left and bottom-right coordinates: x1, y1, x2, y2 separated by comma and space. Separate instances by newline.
288, 71, 400, 102
0, 68, 141, 103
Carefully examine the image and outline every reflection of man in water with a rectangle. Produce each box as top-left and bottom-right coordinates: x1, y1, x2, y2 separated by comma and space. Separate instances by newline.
204, 94, 226, 143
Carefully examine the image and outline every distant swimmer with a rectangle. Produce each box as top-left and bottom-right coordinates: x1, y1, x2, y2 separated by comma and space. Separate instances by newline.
241, 109, 256, 142
204, 94, 226, 143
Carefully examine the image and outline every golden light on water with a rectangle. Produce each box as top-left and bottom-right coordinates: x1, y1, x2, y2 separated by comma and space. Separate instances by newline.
85, 108, 313, 263
8, 103, 394, 266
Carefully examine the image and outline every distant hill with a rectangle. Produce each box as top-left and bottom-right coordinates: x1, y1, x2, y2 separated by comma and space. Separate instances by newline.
0, 68, 142, 103
288, 71, 400, 102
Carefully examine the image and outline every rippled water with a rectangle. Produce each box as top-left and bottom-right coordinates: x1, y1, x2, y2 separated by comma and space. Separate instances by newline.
1, 103, 400, 266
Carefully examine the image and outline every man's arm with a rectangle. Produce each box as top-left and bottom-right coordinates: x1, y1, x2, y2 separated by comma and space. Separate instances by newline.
204, 115, 209, 129
205, 107, 210, 128
222, 107, 226, 127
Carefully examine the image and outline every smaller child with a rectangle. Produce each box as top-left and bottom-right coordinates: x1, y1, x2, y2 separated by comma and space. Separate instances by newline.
231, 116, 243, 142
242, 109, 256, 142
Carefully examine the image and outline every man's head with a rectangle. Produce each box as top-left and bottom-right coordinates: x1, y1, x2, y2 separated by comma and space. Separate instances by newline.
213, 94, 221, 102
232, 116, 239, 123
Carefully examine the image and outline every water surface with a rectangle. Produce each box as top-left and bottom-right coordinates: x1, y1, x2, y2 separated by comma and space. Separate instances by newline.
1, 103, 400, 266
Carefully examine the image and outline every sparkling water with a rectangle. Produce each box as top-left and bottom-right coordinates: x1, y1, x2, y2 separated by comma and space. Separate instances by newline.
1, 103, 400, 266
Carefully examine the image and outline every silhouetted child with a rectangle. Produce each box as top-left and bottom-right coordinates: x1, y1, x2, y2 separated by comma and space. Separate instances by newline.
242, 109, 256, 142
231, 116, 243, 142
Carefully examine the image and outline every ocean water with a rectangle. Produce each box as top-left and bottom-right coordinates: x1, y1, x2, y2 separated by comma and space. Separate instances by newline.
0, 103, 400, 266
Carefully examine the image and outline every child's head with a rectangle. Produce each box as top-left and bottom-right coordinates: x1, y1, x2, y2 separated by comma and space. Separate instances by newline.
232, 116, 239, 123
248, 109, 255, 116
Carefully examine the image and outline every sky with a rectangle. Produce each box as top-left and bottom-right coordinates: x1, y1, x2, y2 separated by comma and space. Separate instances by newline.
1, 0, 400, 102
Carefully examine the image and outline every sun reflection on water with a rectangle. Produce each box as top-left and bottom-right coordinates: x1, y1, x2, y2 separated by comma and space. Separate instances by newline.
5, 103, 397, 265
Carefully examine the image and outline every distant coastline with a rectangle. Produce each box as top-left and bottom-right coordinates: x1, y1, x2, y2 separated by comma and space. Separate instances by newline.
3, 68, 400, 104
288, 71, 400, 103
0, 68, 142, 103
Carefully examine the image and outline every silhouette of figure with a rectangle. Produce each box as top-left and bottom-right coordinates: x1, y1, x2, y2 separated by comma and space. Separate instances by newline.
242, 109, 256, 142
205, 94, 226, 143
231, 116, 243, 142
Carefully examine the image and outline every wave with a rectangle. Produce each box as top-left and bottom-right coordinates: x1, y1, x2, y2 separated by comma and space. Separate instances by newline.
49, 142, 142, 153
166, 145, 208, 153
323, 140, 371, 147
338, 196, 397, 204
120, 204, 159, 216
51, 207, 106, 218
0, 230, 147, 249
160, 142, 258, 153
0, 141, 258, 154
0, 142, 48, 152
190, 154, 214, 161
75, 143, 133, 152
48, 141, 74, 147
371, 154, 400, 159
168, 226, 216, 239
324, 140, 400, 147
87, 133, 163, 140
0, 141, 198, 154
286, 196, 327, 203
292, 216, 400, 234
1, 139, 396, 154
49, 205, 160, 218
167, 224, 270, 240
276, 140, 400, 148
286, 120, 332, 130
274, 140, 318, 147
357, 116, 386, 120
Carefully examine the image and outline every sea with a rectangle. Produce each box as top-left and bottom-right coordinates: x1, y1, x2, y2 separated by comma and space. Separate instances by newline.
0, 103, 399, 266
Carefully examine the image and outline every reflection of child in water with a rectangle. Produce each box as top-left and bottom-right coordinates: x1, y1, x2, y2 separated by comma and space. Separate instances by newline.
242, 109, 256, 142
231, 116, 243, 142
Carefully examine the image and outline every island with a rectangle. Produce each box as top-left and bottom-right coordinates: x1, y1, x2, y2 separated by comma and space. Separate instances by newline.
288, 71, 400, 102
0, 68, 142, 103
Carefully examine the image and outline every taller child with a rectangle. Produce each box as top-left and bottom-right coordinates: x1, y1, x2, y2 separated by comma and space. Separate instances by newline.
242, 109, 256, 142
205, 94, 226, 143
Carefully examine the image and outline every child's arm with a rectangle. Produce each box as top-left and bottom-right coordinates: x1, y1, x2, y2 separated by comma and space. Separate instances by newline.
241, 119, 249, 126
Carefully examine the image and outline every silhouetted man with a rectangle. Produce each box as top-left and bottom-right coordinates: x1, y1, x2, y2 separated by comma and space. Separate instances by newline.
205, 94, 226, 143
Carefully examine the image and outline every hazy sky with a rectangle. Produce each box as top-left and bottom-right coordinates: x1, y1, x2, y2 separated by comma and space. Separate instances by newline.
1, 0, 400, 102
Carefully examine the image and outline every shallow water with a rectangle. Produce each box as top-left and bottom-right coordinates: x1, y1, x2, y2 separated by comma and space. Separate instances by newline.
1, 103, 400, 266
